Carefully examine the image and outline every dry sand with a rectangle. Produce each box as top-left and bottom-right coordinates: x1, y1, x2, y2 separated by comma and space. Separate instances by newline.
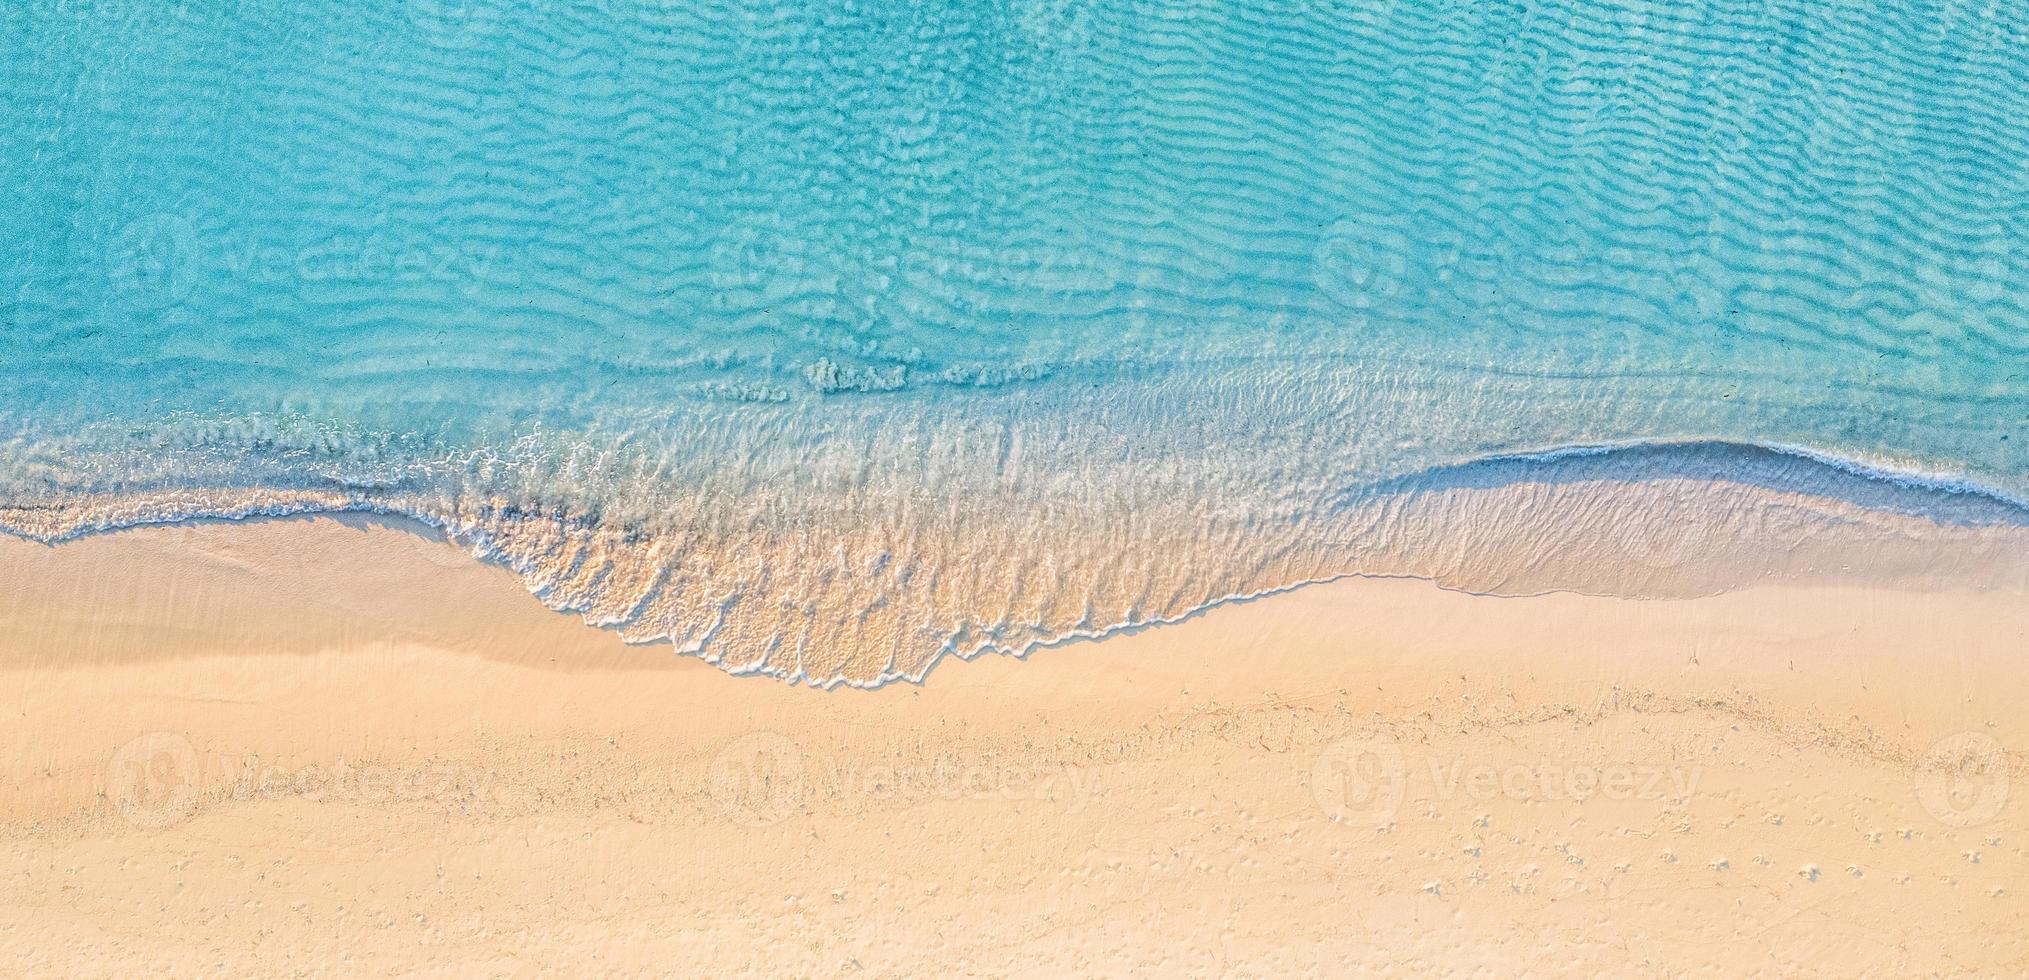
1, 514, 2024, 977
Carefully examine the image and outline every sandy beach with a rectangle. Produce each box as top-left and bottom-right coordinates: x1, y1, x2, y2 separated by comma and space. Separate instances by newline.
13, 0, 2028, 974
1, 514, 2023, 976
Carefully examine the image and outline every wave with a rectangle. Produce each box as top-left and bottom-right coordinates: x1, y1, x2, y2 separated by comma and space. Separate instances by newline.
9, 428, 2026, 688
6, 0, 2029, 683
1359, 439, 2029, 526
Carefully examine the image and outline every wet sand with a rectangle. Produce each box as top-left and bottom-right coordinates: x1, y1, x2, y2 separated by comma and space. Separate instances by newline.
1, 515, 2024, 976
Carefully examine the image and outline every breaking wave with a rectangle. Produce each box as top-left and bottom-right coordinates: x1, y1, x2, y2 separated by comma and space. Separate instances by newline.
4, 0, 2027, 682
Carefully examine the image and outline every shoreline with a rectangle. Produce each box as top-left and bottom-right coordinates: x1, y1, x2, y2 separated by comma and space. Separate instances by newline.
3, 514, 2025, 974
8, 430, 2029, 688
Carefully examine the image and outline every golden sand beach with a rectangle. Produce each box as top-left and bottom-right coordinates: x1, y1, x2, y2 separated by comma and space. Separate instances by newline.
2, 514, 2024, 976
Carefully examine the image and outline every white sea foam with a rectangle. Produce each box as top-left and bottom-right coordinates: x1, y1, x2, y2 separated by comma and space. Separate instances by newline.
5, 0, 2027, 682
5, 359, 2025, 686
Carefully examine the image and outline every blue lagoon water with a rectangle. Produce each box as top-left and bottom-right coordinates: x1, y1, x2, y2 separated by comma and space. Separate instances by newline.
3, 0, 2026, 682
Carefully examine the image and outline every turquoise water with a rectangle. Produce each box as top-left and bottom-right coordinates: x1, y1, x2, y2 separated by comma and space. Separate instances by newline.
3, 0, 2025, 682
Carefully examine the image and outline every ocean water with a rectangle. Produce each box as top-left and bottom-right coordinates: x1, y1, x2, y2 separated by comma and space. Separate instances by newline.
3, 0, 2026, 683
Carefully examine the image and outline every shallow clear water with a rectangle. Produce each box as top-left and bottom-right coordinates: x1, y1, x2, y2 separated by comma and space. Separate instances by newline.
4, 0, 2026, 682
